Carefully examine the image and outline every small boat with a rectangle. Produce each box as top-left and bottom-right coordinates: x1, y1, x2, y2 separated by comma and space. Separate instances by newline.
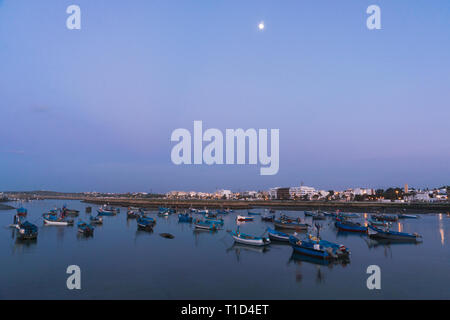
127, 210, 138, 219
305, 211, 326, 220
372, 214, 398, 222
216, 209, 228, 215
97, 205, 119, 216
43, 214, 74, 226
304, 211, 316, 217
261, 214, 275, 222
197, 210, 209, 215
204, 218, 224, 225
85, 206, 92, 213
368, 218, 391, 227
398, 213, 419, 219
77, 221, 94, 236
62, 207, 79, 217
89, 215, 103, 225
338, 212, 360, 219
335, 219, 367, 233
178, 213, 193, 223
16, 220, 38, 240
205, 212, 218, 218
189, 208, 198, 213
193, 220, 218, 231
137, 216, 156, 231
289, 234, 349, 260
274, 219, 308, 231
367, 225, 422, 242
236, 215, 254, 222
230, 228, 270, 246
267, 228, 290, 242
160, 233, 174, 239
16, 207, 28, 217
248, 211, 261, 216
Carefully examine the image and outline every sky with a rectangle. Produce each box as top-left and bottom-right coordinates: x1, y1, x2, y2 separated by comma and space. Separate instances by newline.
0, 0, 449, 193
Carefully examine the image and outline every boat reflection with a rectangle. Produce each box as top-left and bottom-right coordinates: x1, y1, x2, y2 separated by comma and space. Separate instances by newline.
226, 243, 269, 262
438, 214, 444, 246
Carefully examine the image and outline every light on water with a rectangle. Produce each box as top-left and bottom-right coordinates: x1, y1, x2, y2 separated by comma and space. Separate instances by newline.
1, 200, 449, 299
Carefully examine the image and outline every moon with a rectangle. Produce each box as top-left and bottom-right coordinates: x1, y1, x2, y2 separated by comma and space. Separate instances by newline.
258, 22, 265, 30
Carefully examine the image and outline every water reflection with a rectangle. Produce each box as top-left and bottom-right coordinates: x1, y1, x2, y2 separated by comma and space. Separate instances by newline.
226, 243, 269, 262
438, 214, 444, 246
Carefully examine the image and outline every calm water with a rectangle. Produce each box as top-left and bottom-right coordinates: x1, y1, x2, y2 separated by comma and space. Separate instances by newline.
1, 200, 449, 300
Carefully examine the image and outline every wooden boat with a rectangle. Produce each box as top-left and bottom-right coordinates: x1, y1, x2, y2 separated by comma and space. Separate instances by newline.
398, 214, 419, 219
337, 212, 360, 219
89, 215, 103, 225
248, 211, 261, 216
97, 205, 119, 216
193, 220, 218, 231
289, 234, 349, 260
230, 229, 270, 246
16, 207, 28, 217
16, 220, 38, 240
274, 219, 308, 231
236, 215, 254, 222
261, 214, 275, 222
335, 219, 367, 233
77, 221, 94, 236
137, 216, 156, 231
62, 208, 79, 217
127, 210, 138, 219
43, 214, 74, 226
178, 213, 193, 223
158, 209, 169, 216
367, 225, 422, 242
372, 214, 398, 222
368, 218, 390, 227
267, 228, 290, 242
204, 217, 224, 225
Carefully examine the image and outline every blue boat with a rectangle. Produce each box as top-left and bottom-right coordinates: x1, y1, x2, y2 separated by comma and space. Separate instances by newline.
230, 228, 270, 246
193, 219, 219, 231
89, 215, 103, 225
137, 215, 156, 231
77, 221, 94, 236
248, 211, 261, 216
97, 205, 119, 216
216, 209, 228, 215
127, 209, 138, 219
289, 234, 349, 260
16, 207, 28, 217
267, 228, 289, 242
178, 213, 193, 223
274, 219, 309, 231
16, 220, 38, 240
335, 219, 367, 233
368, 225, 422, 242
204, 218, 224, 225
261, 214, 275, 222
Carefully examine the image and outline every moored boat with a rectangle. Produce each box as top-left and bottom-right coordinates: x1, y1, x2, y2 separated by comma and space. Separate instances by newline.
193, 219, 218, 231
97, 205, 119, 216
16, 220, 38, 240
335, 219, 367, 233
267, 228, 290, 242
274, 219, 308, 231
43, 214, 74, 226
289, 234, 349, 260
247, 211, 261, 216
137, 215, 156, 231
16, 207, 28, 217
178, 213, 193, 223
372, 214, 398, 222
89, 215, 103, 225
367, 225, 422, 242
230, 228, 270, 246
236, 215, 254, 222
127, 209, 138, 219
77, 221, 94, 236
398, 213, 419, 219
261, 214, 275, 222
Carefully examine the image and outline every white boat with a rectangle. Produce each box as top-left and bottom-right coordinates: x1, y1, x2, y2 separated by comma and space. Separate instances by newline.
43, 218, 73, 226
230, 230, 270, 246
236, 215, 254, 222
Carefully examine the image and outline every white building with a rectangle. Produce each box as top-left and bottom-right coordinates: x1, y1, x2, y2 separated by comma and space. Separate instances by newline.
289, 186, 316, 199
216, 189, 232, 199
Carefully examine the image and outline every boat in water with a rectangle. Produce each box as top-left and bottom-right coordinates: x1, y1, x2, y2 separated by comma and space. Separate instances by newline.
367, 225, 422, 242
77, 221, 94, 236
274, 218, 308, 231
178, 213, 193, 223
236, 215, 254, 222
137, 215, 156, 231
398, 213, 419, 219
230, 228, 270, 246
289, 233, 349, 260
372, 214, 398, 222
97, 205, 119, 216
261, 214, 275, 222
193, 219, 219, 231
248, 211, 261, 216
43, 213, 74, 226
16, 207, 28, 217
335, 219, 367, 233
16, 220, 38, 240
62, 205, 79, 217
267, 228, 290, 242
127, 209, 138, 219
89, 215, 103, 225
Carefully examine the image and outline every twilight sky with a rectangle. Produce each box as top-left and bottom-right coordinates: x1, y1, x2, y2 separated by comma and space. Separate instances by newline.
1, 0, 449, 193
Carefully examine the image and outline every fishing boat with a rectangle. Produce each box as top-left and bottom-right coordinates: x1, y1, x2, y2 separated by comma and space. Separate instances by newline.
230, 228, 270, 246
338, 212, 360, 219
197, 209, 209, 215
248, 211, 261, 216
398, 213, 419, 219
269, 209, 276, 214
62, 205, 79, 217
97, 205, 119, 216
178, 213, 193, 223
204, 218, 224, 225
372, 214, 398, 222
267, 228, 290, 242
127, 209, 138, 219
193, 220, 218, 231
274, 219, 308, 231
216, 209, 228, 215
16, 207, 28, 217
236, 215, 254, 222
368, 218, 390, 227
43, 214, 74, 226
158, 208, 170, 216
16, 220, 38, 240
189, 208, 198, 213
261, 214, 275, 222
304, 211, 316, 217
89, 215, 103, 225
137, 216, 156, 231
205, 211, 218, 218
289, 234, 349, 260
367, 225, 422, 242
335, 219, 367, 233
77, 221, 94, 236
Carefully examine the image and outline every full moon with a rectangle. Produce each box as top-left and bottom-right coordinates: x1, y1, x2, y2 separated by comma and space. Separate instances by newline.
258, 22, 265, 30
